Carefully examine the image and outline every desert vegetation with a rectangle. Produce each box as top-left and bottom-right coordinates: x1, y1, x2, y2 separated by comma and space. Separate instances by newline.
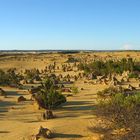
96, 87, 140, 139
0, 68, 22, 87
32, 78, 66, 110
78, 58, 139, 76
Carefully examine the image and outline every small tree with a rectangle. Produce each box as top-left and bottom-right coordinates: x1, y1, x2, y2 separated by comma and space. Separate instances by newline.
34, 78, 66, 110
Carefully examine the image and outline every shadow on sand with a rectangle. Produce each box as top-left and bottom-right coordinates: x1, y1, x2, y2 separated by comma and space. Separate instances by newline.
53, 100, 95, 119
0, 131, 10, 133
53, 132, 83, 139
6, 90, 27, 97
58, 100, 94, 112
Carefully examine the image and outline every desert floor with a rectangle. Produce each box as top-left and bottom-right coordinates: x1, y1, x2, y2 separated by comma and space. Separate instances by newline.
0, 51, 140, 140
0, 82, 108, 140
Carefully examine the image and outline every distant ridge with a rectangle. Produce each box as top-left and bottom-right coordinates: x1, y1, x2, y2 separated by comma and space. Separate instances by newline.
0, 50, 140, 53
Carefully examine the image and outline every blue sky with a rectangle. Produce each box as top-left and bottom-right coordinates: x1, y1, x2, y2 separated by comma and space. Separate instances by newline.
0, 0, 140, 50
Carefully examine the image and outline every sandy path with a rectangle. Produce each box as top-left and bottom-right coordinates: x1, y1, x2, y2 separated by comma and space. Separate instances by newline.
45, 81, 107, 140
0, 82, 106, 140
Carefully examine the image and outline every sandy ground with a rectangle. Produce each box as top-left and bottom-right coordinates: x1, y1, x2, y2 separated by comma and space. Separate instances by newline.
0, 80, 107, 140
0, 51, 140, 71
0, 51, 140, 140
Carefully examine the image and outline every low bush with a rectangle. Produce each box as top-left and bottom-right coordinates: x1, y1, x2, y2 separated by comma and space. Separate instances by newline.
66, 57, 79, 63
71, 86, 79, 94
24, 68, 41, 82
0, 69, 21, 86
34, 78, 66, 109
128, 72, 139, 78
97, 86, 123, 99
78, 58, 139, 76
97, 87, 140, 139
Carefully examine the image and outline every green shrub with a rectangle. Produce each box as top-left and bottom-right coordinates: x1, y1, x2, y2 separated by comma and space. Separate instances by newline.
24, 68, 40, 82
97, 91, 140, 131
66, 57, 79, 63
79, 58, 137, 76
71, 86, 79, 94
34, 78, 66, 109
0, 69, 21, 86
128, 72, 139, 78
97, 86, 123, 99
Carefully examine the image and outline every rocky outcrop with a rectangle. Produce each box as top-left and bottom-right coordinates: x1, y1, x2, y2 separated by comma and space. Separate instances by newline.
17, 96, 26, 102
0, 88, 6, 97
42, 110, 54, 120
35, 126, 52, 139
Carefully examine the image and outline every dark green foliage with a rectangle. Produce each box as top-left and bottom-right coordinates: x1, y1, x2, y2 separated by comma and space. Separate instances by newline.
78, 58, 137, 76
34, 78, 66, 109
0, 69, 21, 86
78, 63, 90, 74
71, 86, 79, 94
59, 50, 80, 54
24, 68, 41, 82
0, 70, 9, 85
66, 57, 79, 63
128, 72, 139, 78
7, 69, 22, 85
134, 62, 140, 71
